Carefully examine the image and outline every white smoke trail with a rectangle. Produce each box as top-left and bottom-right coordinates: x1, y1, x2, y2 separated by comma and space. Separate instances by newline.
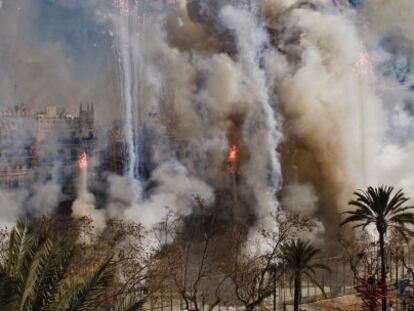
260, 2, 385, 225
123, 160, 215, 228
72, 154, 105, 233
114, 0, 145, 181
220, 4, 282, 220
102, 0, 414, 243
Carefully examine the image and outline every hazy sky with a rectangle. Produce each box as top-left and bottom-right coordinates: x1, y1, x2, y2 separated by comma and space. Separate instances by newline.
0, 0, 170, 122
0, 0, 411, 124
34, 0, 112, 64
0, 0, 117, 122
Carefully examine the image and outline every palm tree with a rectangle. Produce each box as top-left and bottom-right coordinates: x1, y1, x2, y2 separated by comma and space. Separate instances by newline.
0, 221, 142, 311
280, 239, 330, 311
341, 186, 414, 311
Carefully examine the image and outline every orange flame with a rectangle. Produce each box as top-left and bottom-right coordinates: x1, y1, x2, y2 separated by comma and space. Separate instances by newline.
78, 152, 88, 170
227, 144, 238, 175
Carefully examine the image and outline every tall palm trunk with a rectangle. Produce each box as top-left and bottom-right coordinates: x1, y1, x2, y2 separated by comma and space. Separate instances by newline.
379, 231, 387, 311
293, 274, 301, 311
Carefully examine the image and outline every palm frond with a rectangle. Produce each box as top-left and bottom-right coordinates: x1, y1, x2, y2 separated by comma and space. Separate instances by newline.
281, 239, 328, 276
302, 270, 327, 298
309, 263, 331, 273
110, 294, 144, 311
5, 222, 34, 278
18, 238, 55, 311
343, 186, 414, 236
61, 256, 114, 311
0, 270, 19, 310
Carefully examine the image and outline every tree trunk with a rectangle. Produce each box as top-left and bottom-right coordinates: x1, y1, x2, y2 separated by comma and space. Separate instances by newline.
379, 231, 387, 311
294, 274, 301, 311
411, 271, 414, 294
246, 299, 263, 311
273, 270, 277, 311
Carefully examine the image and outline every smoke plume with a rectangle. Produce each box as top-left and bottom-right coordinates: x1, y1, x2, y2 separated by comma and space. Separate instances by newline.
2, 0, 414, 247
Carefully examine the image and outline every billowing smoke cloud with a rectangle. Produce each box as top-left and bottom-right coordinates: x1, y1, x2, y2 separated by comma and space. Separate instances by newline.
281, 183, 318, 216
122, 161, 215, 228
3, 0, 414, 247
360, 0, 414, 49
356, 0, 414, 204
266, 3, 384, 237
72, 154, 105, 233
220, 4, 282, 220
106, 0, 284, 240
0, 0, 119, 226
281, 182, 324, 243
0, 169, 61, 227
0, 191, 27, 228
107, 0, 414, 242
263, 0, 414, 240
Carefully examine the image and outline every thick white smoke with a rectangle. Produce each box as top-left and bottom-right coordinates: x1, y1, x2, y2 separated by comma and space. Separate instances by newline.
105, 0, 354, 238
360, 0, 414, 48
0, 169, 61, 228
272, 6, 385, 211
3, 0, 414, 246
0, 191, 27, 228
262, 0, 414, 238
72, 156, 105, 233
356, 0, 414, 204
0, 0, 119, 229
220, 4, 282, 219
107, 1, 284, 239
123, 161, 215, 228
110, 0, 414, 240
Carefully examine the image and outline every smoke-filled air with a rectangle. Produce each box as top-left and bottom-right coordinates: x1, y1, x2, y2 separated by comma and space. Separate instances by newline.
2, 0, 414, 310
109, 0, 414, 241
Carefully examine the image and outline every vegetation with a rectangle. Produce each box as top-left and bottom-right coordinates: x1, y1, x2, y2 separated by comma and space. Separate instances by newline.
154, 204, 229, 311
227, 214, 317, 311
0, 218, 149, 311
342, 186, 414, 311
2, 187, 414, 311
280, 239, 330, 311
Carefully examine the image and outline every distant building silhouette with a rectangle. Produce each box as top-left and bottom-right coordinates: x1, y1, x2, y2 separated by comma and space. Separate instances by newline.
0, 103, 96, 194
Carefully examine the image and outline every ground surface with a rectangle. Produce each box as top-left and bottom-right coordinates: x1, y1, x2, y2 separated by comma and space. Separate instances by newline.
305, 295, 361, 310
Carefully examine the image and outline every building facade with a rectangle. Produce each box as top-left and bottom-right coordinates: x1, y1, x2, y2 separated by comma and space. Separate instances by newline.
0, 103, 96, 193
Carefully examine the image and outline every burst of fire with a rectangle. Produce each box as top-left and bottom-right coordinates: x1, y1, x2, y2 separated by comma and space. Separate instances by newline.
227, 144, 238, 175
78, 152, 88, 170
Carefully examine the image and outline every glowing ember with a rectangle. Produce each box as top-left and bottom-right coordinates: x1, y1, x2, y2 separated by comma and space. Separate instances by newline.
227, 144, 238, 175
77, 152, 88, 170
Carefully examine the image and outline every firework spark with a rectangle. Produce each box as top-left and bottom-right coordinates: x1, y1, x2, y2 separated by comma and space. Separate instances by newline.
77, 152, 88, 170
227, 144, 239, 175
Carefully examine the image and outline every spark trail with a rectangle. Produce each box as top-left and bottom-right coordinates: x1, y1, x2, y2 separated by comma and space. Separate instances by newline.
114, 0, 145, 181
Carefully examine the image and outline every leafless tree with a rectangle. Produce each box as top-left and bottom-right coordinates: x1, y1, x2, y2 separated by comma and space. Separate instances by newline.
0, 226, 9, 265
388, 232, 414, 292
104, 219, 164, 305
154, 198, 229, 311
65, 216, 163, 308
228, 213, 317, 311
339, 231, 379, 280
